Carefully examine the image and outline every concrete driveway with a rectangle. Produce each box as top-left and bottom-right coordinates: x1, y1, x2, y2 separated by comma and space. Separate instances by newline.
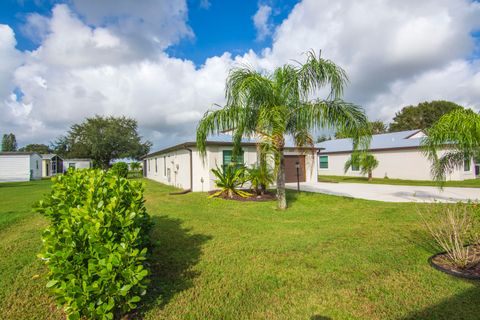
285, 181, 480, 203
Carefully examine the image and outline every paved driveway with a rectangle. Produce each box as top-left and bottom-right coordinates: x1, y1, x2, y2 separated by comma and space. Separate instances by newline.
285, 181, 480, 203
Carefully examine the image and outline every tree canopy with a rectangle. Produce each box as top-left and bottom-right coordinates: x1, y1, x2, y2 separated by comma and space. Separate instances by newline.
389, 100, 463, 132
18, 144, 52, 154
2, 133, 17, 151
197, 50, 370, 209
53, 116, 152, 169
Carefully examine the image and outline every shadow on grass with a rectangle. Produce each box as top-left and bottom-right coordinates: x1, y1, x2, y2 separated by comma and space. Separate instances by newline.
310, 315, 332, 320
401, 283, 480, 320
141, 215, 212, 314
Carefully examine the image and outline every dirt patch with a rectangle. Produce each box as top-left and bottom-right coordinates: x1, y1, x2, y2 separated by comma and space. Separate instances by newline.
429, 245, 480, 280
208, 189, 277, 202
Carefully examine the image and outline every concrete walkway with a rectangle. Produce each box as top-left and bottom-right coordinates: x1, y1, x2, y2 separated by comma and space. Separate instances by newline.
285, 181, 480, 203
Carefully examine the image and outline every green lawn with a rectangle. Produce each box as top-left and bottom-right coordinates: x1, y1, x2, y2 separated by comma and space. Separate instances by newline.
1, 179, 479, 319
318, 174, 480, 188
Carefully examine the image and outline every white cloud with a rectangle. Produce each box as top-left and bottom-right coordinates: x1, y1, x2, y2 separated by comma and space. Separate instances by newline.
1, 0, 480, 149
253, 5, 273, 41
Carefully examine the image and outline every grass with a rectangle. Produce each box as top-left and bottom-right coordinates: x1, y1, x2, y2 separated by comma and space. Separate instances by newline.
1, 179, 480, 319
318, 174, 480, 188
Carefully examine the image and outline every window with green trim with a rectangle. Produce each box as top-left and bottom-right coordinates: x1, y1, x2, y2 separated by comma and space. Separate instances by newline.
319, 155, 329, 169
222, 150, 244, 171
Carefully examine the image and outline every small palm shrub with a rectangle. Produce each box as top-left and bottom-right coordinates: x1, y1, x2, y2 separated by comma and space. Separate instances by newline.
110, 161, 129, 178
420, 202, 480, 269
35, 169, 151, 319
246, 164, 274, 195
210, 164, 251, 198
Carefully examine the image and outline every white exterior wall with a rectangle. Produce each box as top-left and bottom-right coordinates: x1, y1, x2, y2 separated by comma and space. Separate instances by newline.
145, 145, 259, 192
30, 154, 42, 180
318, 148, 476, 181
64, 159, 92, 170
0, 154, 42, 182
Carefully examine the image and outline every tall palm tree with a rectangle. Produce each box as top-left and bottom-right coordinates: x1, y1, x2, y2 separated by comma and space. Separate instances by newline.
423, 108, 480, 183
197, 51, 370, 209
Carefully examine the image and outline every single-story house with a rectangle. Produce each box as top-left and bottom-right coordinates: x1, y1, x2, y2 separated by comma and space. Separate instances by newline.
63, 158, 93, 171
0, 152, 42, 182
142, 134, 319, 192
316, 129, 476, 181
41, 154, 63, 177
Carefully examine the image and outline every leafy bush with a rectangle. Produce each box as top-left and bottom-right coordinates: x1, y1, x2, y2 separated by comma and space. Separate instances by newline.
246, 164, 274, 195
110, 161, 129, 178
420, 202, 480, 269
35, 169, 151, 320
210, 164, 251, 198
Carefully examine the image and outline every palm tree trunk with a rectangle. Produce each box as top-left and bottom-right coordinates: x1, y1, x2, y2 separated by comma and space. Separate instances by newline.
368, 171, 372, 181
276, 150, 287, 210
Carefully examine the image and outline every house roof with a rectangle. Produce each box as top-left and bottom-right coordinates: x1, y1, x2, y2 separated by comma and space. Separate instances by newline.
143, 133, 319, 159
41, 153, 63, 160
63, 158, 92, 161
316, 129, 425, 154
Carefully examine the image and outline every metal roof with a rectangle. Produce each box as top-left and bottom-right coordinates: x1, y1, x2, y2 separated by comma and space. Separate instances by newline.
0, 151, 40, 156
41, 153, 62, 160
316, 129, 424, 153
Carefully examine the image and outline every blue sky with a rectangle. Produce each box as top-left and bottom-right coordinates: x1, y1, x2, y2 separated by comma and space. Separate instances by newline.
0, 0, 479, 148
0, 0, 300, 65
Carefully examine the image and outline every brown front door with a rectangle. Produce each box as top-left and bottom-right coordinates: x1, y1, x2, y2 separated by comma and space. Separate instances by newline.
284, 155, 306, 183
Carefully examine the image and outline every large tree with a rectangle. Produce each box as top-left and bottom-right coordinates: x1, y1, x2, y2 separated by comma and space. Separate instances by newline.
197, 51, 370, 210
2, 133, 17, 151
335, 120, 386, 139
423, 108, 480, 183
18, 143, 52, 154
55, 116, 152, 169
389, 100, 463, 132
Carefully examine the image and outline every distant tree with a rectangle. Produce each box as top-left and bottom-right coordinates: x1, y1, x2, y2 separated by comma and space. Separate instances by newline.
18, 143, 52, 154
316, 134, 331, 143
2, 133, 17, 151
335, 121, 387, 138
369, 120, 387, 134
389, 100, 463, 132
55, 116, 152, 169
344, 152, 379, 181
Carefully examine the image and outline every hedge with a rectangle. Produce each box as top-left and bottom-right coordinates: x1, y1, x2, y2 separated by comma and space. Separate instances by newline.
35, 169, 151, 320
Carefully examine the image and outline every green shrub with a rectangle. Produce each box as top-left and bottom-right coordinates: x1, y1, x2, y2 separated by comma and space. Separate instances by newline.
110, 162, 129, 178
35, 169, 151, 320
210, 164, 251, 198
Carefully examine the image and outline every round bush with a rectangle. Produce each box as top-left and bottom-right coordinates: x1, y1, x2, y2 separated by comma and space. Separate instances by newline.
110, 162, 129, 178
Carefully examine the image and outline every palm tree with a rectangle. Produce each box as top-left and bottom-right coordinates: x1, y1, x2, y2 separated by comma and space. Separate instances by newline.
196, 50, 370, 209
423, 108, 480, 183
130, 161, 142, 177
344, 152, 379, 181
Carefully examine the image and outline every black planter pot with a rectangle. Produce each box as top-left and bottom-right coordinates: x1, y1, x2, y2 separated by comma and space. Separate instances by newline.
428, 252, 480, 280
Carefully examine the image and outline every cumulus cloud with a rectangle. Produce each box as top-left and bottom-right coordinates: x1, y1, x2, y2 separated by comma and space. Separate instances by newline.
0, 0, 480, 149
253, 4, 273, 41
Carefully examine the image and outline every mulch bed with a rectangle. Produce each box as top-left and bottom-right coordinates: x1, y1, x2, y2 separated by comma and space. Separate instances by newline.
208, 189, 277, 202
429, 244, 480, 280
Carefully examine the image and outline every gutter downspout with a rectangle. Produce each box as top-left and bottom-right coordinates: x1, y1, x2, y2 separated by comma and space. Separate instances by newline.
169, 145, 193, 195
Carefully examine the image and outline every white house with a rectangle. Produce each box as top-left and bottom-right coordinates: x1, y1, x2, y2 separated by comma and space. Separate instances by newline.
316, 129, 476, 181
41, 154, 63, 177
63, 158, 93, 171
142, 134, 319, 192
0, 152, 43, 182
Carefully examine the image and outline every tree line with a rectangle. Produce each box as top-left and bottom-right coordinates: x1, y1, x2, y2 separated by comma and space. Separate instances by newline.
2, 115, 151, 169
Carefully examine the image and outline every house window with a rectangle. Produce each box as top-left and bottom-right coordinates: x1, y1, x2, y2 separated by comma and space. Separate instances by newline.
222, 150, 244, 171
319, 155, 328, 169
148, 159, 151, 172
163, 156, 166, 176
155, 158, 158, 173
464, 158, 471, 172
69, 163, 75, 168
36, 160, 39, 169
